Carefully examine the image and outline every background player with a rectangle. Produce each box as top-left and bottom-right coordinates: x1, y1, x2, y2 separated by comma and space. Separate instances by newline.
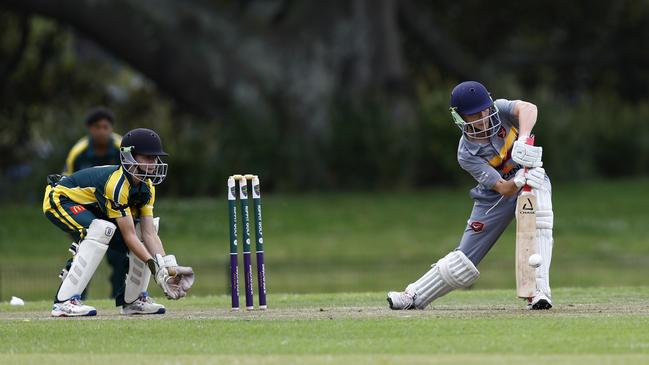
63, 107, 122, 175
61, 107, 125, 299
44, 128, 194, 316
387, 81, 554, 310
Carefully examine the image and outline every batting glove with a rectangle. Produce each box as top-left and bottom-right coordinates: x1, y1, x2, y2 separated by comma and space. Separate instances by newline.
525, 167, 546, 189
512, 137, 543, 168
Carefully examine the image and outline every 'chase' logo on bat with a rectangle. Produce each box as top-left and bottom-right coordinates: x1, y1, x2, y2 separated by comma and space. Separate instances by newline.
521, 198, 535, 213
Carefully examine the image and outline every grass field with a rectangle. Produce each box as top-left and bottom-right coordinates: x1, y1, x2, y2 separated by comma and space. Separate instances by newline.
2, 287, 649, 364
1, 177, 648, 300
1, 178, 649, 364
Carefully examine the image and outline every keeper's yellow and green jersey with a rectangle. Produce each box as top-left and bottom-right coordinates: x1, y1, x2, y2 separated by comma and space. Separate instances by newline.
43, 165, 155, 221
62, 133, 122, 176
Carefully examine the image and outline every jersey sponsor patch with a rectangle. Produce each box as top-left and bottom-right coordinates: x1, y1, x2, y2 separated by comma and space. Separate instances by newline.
497, 126, 506, 138
470, 221, 485, 233
69, 205, 86, 215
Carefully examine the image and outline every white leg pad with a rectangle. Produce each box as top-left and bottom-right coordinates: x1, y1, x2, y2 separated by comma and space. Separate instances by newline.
534, 180, 554, 299
407, 250, 480, 309
125, 217, 159, 303
56, 219, 115, 301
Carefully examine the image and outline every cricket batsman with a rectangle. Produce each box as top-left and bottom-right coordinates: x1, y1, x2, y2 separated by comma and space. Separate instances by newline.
43, 128, 195, 316
387, 81, 554, 310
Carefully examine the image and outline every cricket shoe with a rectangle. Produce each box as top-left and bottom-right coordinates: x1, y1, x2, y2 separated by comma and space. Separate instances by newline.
387, 291, 415, 310
51, 295, 97, 317
528, 292, 552, 310
120, 292, 166, 315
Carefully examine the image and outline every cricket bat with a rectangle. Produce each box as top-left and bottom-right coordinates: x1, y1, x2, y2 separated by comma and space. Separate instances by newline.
515, 135, 538, 299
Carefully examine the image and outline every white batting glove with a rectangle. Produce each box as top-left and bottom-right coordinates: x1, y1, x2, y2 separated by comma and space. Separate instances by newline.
512, 137, 543, 168
513, 168, 527, 188
525, 167, 546, 189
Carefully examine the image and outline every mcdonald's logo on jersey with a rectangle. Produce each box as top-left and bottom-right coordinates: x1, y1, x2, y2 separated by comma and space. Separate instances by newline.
69, 205, 86, 215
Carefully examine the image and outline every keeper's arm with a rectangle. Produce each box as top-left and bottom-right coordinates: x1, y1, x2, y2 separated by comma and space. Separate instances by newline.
139, 215, 165, 256
115, 216, 154, 262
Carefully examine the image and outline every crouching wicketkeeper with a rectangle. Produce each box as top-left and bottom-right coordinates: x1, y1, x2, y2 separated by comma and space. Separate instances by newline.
43, 128, 195, 317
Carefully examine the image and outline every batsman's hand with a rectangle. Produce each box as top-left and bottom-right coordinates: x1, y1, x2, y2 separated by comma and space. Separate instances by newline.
525, 167, 546, 189
513, 168, 527, 188
512, 137, 543, 168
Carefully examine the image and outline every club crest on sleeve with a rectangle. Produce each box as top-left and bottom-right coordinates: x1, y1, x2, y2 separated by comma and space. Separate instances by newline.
497, 126, 506, 138
470, 221, 485, 232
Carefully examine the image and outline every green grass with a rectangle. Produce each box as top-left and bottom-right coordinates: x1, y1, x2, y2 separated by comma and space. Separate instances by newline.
2, 288, 649, 364
1, 177, 649, 300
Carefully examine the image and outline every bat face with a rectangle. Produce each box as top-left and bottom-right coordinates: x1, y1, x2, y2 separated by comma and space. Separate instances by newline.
516, 190, 537, 298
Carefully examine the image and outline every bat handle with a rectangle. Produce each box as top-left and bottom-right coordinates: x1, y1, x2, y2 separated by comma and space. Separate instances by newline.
522, 135, 535, 193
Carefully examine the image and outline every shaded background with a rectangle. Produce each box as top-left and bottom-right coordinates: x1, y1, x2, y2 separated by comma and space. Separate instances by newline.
0, 0, 648, 300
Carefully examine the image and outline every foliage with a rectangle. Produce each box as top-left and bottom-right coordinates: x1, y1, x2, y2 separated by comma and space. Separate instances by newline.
1, 8, 649, 200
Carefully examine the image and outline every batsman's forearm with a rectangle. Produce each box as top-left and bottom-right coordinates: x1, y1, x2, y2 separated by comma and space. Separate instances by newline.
516, 102, 538, 138
493, 178, 520, 197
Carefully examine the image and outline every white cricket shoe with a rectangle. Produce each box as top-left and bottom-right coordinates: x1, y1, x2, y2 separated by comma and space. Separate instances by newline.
387, 291, 415, 310
51, 295, 97, 317
120, 292, 166, 315
528, 292, 552, 310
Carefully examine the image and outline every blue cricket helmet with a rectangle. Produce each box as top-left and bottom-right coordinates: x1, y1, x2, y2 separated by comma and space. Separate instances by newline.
449, 81, 501, 139
450, 81, 493, 114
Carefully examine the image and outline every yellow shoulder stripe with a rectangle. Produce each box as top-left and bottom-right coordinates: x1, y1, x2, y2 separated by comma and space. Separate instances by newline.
112, 133, 123, 149
488, 127, 518, 168
64, 137, 89, 175
105, 168, 130, 206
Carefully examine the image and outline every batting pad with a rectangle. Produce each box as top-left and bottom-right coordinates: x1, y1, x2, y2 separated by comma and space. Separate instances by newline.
57, 219, 114, 302
407, 250, 480, 309
125, 217, 159, 303
534, 180, 554, 298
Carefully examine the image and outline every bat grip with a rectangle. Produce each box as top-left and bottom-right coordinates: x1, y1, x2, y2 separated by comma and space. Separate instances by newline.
522, 135, 535, 193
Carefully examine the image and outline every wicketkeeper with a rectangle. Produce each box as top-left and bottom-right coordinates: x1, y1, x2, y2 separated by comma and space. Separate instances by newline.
43, 128, 195, 317
387, 81, 554, 310
61, 107, 125, 300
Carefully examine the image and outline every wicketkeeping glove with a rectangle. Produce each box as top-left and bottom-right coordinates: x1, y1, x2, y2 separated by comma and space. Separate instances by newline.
168, 266, 195, 293
147, 254, 184, 300
162, 254, 195, 296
